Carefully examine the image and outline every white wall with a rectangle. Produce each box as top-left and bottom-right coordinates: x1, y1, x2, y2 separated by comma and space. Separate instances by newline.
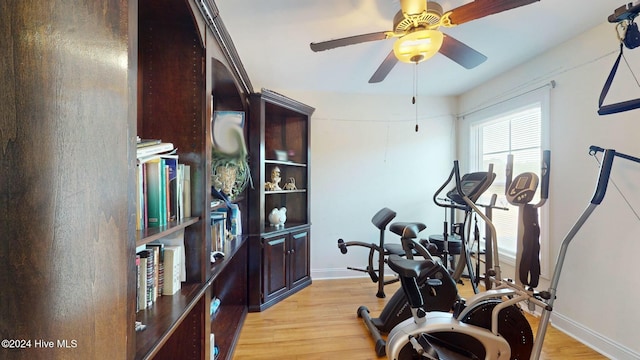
273, 90, 457, 279
458, 22, 640, 359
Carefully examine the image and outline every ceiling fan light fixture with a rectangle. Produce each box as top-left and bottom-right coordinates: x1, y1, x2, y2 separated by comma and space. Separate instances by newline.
393, 29, 444, 63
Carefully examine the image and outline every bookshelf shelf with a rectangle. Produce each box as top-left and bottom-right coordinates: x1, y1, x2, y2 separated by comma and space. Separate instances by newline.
265, 189, 307, 195
135, 217, 199, 247
264, 159, 307, 167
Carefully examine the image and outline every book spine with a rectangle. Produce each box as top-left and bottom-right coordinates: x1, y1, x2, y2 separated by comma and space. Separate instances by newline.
159, 158, 167, 227
162, 246, 182, 295
183, 165, 191, 218
162, 155, 179, 222
145, 250, 154, 308
145, 158, 163, 228
137, 251, 150, 311
135, 255, 141, 312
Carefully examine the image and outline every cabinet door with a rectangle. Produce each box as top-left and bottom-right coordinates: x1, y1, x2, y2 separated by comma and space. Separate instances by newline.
289, 228, 310, 289
262, 234, 288, 303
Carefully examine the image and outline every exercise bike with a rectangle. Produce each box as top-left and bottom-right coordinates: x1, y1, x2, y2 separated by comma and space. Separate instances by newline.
385, 153, 553, 360
357, 223, 459, 357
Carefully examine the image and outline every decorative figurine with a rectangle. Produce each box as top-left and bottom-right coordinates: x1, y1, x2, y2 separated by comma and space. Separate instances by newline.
268, 207, 287, 228
270, 166, 282, 190
283, 177, 297, 190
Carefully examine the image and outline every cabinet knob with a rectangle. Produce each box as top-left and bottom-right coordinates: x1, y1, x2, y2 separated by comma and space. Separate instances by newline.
290, 249, 295, 254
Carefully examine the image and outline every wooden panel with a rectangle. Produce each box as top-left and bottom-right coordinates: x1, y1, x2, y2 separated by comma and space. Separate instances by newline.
0, 1, 133, 359
152, 298, 205, 360
262, 235, 288, 302
289, 228, 310, 288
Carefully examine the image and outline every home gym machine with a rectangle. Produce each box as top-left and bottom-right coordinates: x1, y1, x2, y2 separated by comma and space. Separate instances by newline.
383, 147, 632, 360
505, 151, 551, 290
336, 207, 405, 298
426, 163, 497, 294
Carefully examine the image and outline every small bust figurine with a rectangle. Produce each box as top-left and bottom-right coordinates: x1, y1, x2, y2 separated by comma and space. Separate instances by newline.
270, 166, 282, 190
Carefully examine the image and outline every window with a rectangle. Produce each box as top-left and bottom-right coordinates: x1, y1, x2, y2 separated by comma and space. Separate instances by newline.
467, 88, 550, 276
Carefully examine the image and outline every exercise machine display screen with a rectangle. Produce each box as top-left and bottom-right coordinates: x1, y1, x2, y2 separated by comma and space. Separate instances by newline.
446, 172, 493, 205
506, 172, 539, 204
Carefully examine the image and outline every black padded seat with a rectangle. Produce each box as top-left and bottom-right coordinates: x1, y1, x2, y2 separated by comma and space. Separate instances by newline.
389, 222, 427, 239
387, 255, 436, 278
427, 234, 462, 254
384, 243, 407, 256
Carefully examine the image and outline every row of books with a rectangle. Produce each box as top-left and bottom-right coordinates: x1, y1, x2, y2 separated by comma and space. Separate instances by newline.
136, 240, 184, 311
136, 138, 191, 230
211, 211, 227, 253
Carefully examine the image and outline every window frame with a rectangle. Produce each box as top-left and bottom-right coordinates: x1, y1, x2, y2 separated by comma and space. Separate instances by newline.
465, 88, 550, 279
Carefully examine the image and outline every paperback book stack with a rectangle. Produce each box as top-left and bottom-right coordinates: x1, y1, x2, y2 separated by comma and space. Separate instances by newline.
136, 137, 191, 230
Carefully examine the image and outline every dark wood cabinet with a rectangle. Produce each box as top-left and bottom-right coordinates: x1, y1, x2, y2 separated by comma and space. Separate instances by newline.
247, 90, 315, 312
261, 227, 310, 305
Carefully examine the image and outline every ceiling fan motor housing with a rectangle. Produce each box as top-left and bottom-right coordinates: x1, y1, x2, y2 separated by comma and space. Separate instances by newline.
395, 1, 444, 33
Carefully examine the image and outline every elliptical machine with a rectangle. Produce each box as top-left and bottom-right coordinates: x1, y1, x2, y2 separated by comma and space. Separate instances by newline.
505, 151, 551, 290
426, 164, 497, 294
385, 153, 553, 360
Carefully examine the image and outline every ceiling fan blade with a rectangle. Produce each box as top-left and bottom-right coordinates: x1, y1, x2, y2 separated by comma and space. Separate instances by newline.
440, 34, 487, 69
310, 31, 390, 52
448, 0, 539, 25
369, 50, 399, 83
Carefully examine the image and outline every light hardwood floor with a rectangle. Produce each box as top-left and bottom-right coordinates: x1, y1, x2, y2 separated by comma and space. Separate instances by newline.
234, 278, 606, 359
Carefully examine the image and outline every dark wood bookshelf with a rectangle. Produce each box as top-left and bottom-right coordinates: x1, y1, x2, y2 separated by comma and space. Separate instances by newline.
3, 1, 252, 359
247, 90, 315, 312
135, 0, 251, 358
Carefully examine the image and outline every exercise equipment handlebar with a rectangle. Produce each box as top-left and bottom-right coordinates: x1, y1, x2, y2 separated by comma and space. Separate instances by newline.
540, 150, 551, 200
588, 145, 640, 205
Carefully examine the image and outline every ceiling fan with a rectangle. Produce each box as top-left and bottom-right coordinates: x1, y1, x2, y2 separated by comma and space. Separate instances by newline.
310, 0, 540, 83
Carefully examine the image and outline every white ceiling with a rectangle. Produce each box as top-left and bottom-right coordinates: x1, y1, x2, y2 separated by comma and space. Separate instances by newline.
216, 0, 626, 96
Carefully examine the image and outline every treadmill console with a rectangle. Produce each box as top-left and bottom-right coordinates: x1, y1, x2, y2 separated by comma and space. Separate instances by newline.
506, 172, 539, 205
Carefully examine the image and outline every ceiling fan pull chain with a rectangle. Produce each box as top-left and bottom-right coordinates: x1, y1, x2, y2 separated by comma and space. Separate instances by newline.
414, 63, 419, 132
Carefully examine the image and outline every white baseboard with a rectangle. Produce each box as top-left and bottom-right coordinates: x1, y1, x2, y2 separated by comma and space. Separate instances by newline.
551, 312, 640, 360
311, 267, 397, 281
